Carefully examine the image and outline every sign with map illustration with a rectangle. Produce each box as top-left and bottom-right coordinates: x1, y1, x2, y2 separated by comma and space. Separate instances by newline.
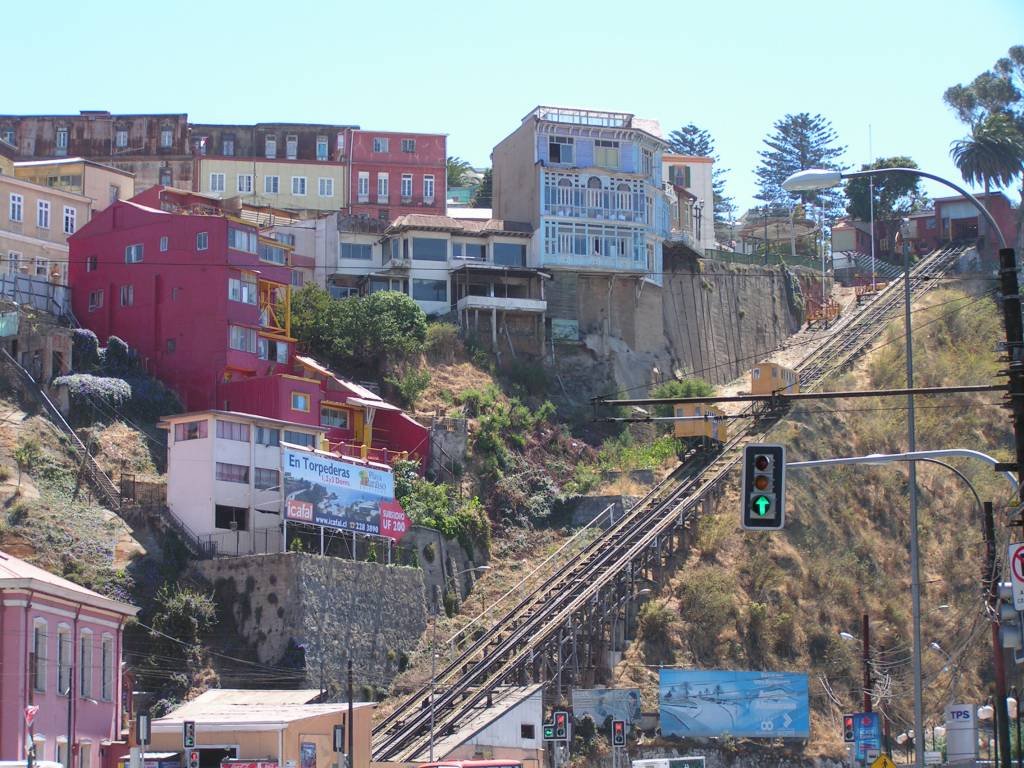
572, 688, 641, 729
659, 669, 809, 738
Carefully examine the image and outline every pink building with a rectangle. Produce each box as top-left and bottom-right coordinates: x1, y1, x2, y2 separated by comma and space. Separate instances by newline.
0, 550, 137, 765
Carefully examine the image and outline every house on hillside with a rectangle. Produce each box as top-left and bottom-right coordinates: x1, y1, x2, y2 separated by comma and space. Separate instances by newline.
346, 128, 447, 221
0, 550, 137, 764
663, 153, 716, 253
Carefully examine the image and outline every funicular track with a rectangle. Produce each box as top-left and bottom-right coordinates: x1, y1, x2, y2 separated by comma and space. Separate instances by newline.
372, 244, 970, 762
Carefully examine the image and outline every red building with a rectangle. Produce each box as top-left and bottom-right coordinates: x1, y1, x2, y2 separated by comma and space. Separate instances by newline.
346, 128, 447, 221
910, 192, 1017, 254
67, 187, 427, 466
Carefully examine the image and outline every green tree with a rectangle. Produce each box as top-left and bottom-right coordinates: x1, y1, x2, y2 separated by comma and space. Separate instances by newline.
447, 156, 474, 188
755, 113, 847, 221
844, 156, 929, 233
471, 168, 492, 208
650, 378, 714, 423
13, 437, 41, 488
141, 584, 217, 695
667, 123, 734, 223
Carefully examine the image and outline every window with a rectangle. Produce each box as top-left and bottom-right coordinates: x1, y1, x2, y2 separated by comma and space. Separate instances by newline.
641, 147, 653, 177
215, 504, 248, 529
216, 419, 250, 442
275, 232, 296, 246
357, 172, 370, 200
595, 139, 620, 168
115, 129, 128, 148
159, 167, 172, 186
255, 426, 280, 446
264, 175, 280, 194
32, 619, 47, 692
57, 743, 68, 767
286, 134, 298, 160
521, 724, 536, 740
88, 290, 103, 312
80, 743, 92, 768
265, 135, 277, 158
37, 200, 50, 229
257, 336, 289, 363
119, 285, 133, 306
228, 228, 258, 253
413, 237, 446, 261
34, 257, 47, 278
255, 467, 279, 490
372, 137, 389, 153
210, 173, 225, 193
125, 243, 143, 263
63, 206, 77, 234
318, 177, 334, 197
291, 176, 307, 196
109, 184, 120, 204
79, 631, 92, 699
412, 278, 447, 302
926, 218, 937, 230
166, 338, 176, 353
401, 138, 416, 153
316, 135, 329, 161
292, 270, 303, 287
222, 134, 235, 156
174, 420, 208, 441
160, 126, 173, 148
424, 175, 435, 202
10, 193, 23, 222
196, 232, 208, 250
228, 325, 257, 353
291, 392, 311, 412
548, 136, 574, 164
340, 242, 372, 261
321, 405, 349, 429
56, 128, 68, 149
7, 251, 19, 275
494, 242, 526, 267
57, 625, 71, 694
283, 430, 316, 448
159, 236, 168, 252
229, 273, 257, 304
237, 174, 254, 194
216, 463, 249, 484
377, 173, 389, 201
400, 174, 413, 199
258, 242, 287, 264
1, 128, 14, 144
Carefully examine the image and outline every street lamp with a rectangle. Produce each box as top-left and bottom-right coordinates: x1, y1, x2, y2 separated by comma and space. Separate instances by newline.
929, 641, 960, 702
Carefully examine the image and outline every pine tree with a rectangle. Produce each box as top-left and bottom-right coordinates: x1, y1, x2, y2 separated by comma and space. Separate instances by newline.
755, 113, 847, 221
667, 123, 734, 223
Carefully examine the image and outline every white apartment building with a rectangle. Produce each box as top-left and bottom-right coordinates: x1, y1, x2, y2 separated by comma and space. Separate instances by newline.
160, 410, 323, 556
662, 153, 716, 252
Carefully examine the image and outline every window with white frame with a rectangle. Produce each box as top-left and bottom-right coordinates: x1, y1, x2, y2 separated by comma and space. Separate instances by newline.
159, 236, 168, 252
37, 200, 50, 229
228, 228, 258, 253
63, 206, 76, 234
237, 174, 254, 194
32, 618, 47, 692
228, 273, 257, 304
316, 135, 328, 160
119, 285, 134, 306
255, 467, 279, 490
9, 193, 23, 222
377, 173, 389, 201
357, 172, 369, 200
88, 290, 103, 311
34, 257, 47, 278
401, 138, 416, 153
115, 129, 128, 148
216, 419, 250, 442
196, 231, 208, 250
160, 126, 173, 148
56, 128, 68, 149
340, 242, 372, 260
400, 174, 413, 199
423, 175, 435, 202
57, 625, 71, 694
79, 630, 93, 699
264, 175, 279, 194
174, 420, 208, 441
373, 137, 389, 153
228, 325, 257, 353
1, 128, 14, 145
215, 462, 249, 484
291, 176, 307, 196
318, 178, 334, 197
548, 136, 574, 164
210, 173, 225, 193
124, 244, 143, 263
265, 135, 277, 158
286, 134, 298, 159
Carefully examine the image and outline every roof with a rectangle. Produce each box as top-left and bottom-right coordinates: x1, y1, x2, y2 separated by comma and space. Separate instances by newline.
0, 550, 138, 616
153, 688, 374, 727
14, 157, 135, 177
932, 191, 1011, 204
663, 153, 714, 164
450, 263, 551, 280
157, 409, 323, 432
293, 356, 384, 402
428, 685, 543, 759
388, 214, 531, 237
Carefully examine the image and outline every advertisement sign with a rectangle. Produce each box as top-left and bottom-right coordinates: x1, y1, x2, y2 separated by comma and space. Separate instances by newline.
283, 448, 409, 540
659, 669, 810, 738
300, 743, 316, 768
853, 711, 882, 762
572, 688, 642, 729
944, 703, 978, 764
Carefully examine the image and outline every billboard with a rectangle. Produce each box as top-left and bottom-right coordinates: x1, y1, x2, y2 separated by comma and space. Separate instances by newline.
572, 688, 642, 729
282, 448, 410, 541
659, 669, 809, 738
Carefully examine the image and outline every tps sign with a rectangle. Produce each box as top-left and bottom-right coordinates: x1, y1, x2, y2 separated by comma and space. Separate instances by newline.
1009, 543, 1024, 610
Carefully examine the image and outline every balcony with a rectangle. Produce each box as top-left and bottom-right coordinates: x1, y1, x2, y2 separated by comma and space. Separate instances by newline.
377, 195, 390, 205
456, 294, 546, 314
326, 439, 410, 468
542, 185, 646, 223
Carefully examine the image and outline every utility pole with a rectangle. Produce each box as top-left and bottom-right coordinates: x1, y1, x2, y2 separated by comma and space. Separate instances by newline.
997, 248, 1024, 510
985, 500, 1013, 768
862, 613, 872, 713
347, 659, 354, 768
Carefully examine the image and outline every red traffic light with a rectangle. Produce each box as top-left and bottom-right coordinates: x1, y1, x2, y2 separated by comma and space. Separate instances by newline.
754, 455, 770, 471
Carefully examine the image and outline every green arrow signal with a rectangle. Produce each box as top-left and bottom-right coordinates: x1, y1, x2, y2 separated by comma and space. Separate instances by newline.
752, 495, 771, 517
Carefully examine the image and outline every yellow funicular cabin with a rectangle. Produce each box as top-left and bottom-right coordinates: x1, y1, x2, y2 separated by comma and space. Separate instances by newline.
750, 362, 800, 396
673, 402, 729, 447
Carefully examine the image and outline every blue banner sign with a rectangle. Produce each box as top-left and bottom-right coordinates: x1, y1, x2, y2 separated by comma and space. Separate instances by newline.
853, 711, 882, 761
659, 669, 810, 738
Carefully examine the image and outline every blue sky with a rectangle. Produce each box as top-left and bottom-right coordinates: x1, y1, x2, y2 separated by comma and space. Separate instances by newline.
5, 0, 1022, 213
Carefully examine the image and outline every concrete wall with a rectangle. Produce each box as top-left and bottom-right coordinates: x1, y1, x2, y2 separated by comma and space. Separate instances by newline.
193, 552, 428, 689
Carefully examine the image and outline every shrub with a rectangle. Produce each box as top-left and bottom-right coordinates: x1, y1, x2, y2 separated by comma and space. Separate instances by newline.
385, 367, 432, 409
650, 378, 714, 422
71, 329, 101, 371
103, 336, 135, 374
425, 322, 460, 362
637, 599, 674, 640
502, 361, 549, 397
53, 374, 131, 425
13, 437, 42, 487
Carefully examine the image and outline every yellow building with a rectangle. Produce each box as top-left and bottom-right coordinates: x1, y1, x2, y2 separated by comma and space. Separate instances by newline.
197, 158, 347, 214
149, 690, 374, 768
14, 157, 134, 214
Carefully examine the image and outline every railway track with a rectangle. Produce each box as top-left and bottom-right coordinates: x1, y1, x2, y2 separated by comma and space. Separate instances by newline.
372, 243, 971, 762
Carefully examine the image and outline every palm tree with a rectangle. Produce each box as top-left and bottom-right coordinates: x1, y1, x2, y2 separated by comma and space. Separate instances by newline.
446, 156, 473, 188
950, 113, 1024, 248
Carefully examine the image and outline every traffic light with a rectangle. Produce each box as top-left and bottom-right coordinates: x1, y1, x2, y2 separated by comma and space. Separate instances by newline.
741, 444, 786, 530
999, 582, 1024, 650
843, 714, 855, 743
612, 720, 626, 747
554, 710, 569, 740
543, 722, 556, 740
187, 751, 200, 768
183, 720, 196, 749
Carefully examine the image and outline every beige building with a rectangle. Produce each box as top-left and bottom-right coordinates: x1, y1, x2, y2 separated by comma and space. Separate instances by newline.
150, 689, 374, 768
14, 157, 134, 214
1, 170, 90, 284
197, 158, 347, 214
